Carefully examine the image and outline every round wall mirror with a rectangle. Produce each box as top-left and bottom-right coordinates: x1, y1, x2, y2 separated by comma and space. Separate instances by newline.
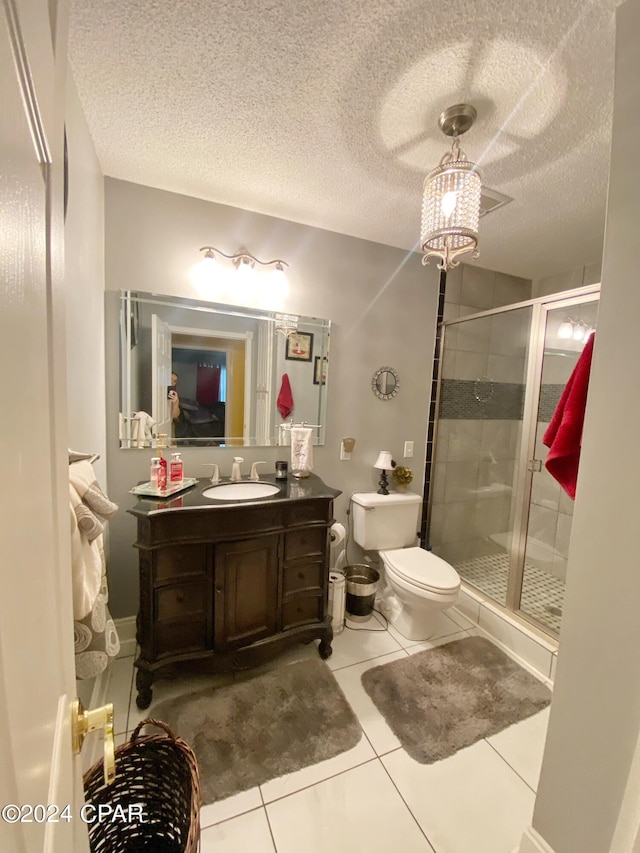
372, 366, 399, 400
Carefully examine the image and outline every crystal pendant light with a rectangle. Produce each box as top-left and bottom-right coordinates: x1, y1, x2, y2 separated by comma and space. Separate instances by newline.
421, 104, 483, 271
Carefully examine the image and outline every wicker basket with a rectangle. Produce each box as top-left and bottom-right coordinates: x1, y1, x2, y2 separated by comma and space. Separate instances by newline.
83, 719, 200, 853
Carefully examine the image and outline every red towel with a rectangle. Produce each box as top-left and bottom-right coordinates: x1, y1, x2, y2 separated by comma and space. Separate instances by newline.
542, 333, 595, 500
277, 373, 294, 419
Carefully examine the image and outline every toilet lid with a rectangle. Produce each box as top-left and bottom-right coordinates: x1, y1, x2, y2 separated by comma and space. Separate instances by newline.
380, 547, 460, 593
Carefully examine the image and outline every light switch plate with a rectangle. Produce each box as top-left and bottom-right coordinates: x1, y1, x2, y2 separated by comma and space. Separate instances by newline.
404, 441, 414, 458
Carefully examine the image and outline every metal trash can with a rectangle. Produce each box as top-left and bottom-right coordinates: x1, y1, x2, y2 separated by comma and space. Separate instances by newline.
328, 571, 346, 634
345, 564, 380, 622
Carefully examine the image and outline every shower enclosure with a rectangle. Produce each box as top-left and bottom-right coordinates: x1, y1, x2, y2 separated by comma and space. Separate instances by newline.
428, 285, 599, 636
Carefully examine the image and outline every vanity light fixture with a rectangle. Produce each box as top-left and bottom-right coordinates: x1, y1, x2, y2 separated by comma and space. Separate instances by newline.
420, 104, 483, 272
556, 318, 594, 342
195, 246, 290, 304
373, 450, 395, 496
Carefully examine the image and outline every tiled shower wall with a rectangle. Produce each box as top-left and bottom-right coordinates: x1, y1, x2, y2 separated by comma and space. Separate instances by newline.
531, 261, 601, 299
429, 264, 531, 565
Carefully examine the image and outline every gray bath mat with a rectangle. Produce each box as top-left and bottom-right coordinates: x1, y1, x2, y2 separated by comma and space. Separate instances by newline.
361, 636, 551, 764
151, 658, 362, 803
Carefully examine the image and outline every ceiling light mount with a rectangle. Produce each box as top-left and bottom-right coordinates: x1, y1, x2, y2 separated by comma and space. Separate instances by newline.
421, 103, 483, 272
438, 103, 477, 138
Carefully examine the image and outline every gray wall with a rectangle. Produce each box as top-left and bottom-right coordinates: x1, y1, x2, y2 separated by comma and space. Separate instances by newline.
64, 73, 106, 485
104, 178, 439, 617
524, 0, 640, 849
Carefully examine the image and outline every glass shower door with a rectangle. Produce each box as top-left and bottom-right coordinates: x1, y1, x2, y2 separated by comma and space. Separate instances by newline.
517, 297, 599, 633
430, 304, 533, 606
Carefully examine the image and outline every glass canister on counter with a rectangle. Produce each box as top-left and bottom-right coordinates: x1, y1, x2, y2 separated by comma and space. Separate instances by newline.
149, 457, 161, 489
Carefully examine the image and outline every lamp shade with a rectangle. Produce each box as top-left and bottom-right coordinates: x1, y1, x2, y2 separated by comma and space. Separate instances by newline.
373, 451, 394, 470
420, 159, 482, 269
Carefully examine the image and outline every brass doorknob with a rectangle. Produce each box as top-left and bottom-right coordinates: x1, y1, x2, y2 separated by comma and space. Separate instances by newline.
72, 699, 116, 785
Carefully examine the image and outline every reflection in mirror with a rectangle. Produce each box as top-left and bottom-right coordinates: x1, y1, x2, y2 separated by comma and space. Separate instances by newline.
119, 291, 330, 448
372, 366, 399, 400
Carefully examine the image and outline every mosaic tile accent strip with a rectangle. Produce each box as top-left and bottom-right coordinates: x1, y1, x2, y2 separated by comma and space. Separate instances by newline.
454, 552, 565, 634
421, 269, 447, 546
439, 379, 525, 421
537, 384, 565, 422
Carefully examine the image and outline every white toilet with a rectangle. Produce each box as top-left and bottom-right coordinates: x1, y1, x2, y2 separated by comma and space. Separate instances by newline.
351, 492, 461, 641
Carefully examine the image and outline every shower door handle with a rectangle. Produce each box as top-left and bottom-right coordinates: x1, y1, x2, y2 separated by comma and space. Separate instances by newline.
527, 458, 543, 473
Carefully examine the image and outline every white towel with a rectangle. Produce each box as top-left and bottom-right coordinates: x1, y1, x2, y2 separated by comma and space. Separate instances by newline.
69, 460, 118, 520
131, 411, 155, 447
69, 484, 103, 620
291, 427, 314, 473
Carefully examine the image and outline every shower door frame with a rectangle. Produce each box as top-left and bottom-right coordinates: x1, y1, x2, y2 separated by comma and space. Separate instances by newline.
432, 283, 600, 635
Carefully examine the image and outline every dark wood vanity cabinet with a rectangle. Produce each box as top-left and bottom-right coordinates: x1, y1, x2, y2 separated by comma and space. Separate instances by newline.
130, 484, 337, 709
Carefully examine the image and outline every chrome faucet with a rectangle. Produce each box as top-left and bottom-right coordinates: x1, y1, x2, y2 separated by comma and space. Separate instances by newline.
249, 461, 266, 481
230, 457, 244, 481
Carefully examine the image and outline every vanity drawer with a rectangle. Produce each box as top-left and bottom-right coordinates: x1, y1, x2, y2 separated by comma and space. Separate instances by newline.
155, 620, 208, 657
284, 528, 327, 561
155, 581, 207, 621
282, 595, 323, 629
284, 499, 333, 527
283, 560, 324, 596
154, 544, 207, 581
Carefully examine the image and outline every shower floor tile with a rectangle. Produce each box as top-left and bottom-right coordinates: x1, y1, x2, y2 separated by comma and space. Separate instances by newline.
454, 553, 565, 634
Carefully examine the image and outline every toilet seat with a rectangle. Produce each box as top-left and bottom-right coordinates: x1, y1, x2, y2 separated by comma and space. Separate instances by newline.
380, 547, 460, 594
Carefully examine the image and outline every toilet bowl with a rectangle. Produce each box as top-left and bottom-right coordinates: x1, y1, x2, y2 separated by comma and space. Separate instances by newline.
351, 492, 461, 641
378, 547, 460, 640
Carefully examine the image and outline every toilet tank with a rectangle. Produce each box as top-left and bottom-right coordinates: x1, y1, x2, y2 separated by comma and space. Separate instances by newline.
351, 492, 422, 550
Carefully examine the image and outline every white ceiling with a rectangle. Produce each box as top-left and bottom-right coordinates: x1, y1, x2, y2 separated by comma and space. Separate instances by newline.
67, 0, 620, 280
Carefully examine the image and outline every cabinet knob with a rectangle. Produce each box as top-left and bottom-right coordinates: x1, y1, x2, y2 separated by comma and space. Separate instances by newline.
298, 571, 305, 580
176, 593, 185, 603
216, 586, 223, 594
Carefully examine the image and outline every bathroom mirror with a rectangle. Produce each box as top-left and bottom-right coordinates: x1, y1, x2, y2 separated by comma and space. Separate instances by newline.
372, 366, 399, 400
118, 291, 330, 448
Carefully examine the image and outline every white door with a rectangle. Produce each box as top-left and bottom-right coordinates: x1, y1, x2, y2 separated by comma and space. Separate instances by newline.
152, 313, 173, 439
0, 1, 90, 851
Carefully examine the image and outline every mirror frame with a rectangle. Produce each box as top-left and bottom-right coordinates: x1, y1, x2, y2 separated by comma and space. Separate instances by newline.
372, 366, 399, 400
118, 291, 331, 448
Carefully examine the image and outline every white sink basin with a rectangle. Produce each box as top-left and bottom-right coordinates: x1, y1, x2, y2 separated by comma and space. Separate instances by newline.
202, 482, 281, 501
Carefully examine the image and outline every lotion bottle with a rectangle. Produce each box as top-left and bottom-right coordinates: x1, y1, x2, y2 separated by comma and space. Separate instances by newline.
170, 452, 183, 485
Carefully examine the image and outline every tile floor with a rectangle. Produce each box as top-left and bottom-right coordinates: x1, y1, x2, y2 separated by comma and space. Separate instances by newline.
104, 608, 552, 853
455, 552, 565, 634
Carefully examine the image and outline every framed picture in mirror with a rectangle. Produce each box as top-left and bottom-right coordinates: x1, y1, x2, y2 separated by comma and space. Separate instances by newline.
285, 332, 313, 362
313, 356, 328, 385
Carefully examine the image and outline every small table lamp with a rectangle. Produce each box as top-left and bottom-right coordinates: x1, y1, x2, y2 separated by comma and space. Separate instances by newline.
374, 451, 394, 495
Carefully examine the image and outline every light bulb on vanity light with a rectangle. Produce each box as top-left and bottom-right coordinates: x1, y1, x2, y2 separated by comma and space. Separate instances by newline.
234, 255, 258, 301
192, 247, 225, 295
557, 320, 574, 340
265, 262, 289, 305
572, 322, 587, 342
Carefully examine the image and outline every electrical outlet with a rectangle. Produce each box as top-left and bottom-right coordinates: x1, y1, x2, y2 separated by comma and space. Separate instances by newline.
404, 441, 414, 458
340, 445, 351, 461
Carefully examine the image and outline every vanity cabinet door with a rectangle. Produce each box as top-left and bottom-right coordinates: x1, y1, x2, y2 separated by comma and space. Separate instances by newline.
214, 534, 280, 650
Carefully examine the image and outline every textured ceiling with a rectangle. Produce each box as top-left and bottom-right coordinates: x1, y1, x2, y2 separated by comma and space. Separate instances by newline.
68, 0, 620, 280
